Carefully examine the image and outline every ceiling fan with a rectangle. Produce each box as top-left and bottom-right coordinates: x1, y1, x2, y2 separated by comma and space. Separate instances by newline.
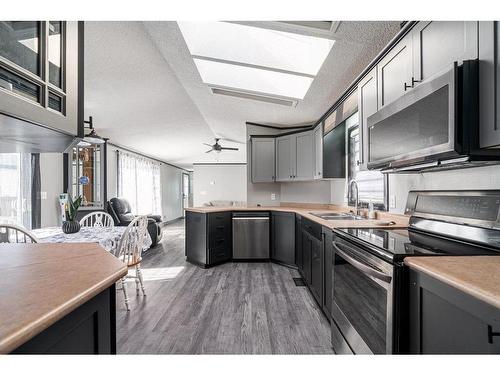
203, 138, 239, 153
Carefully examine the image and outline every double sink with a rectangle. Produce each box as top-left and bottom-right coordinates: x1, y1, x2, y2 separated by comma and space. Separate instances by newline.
309, 212, 366, 221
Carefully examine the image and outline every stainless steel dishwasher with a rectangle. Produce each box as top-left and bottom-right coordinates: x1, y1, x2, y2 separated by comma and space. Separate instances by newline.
232, 212, 270, 260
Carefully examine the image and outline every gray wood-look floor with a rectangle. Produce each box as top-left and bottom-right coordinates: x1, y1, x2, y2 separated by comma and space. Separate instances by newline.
116, 220, 333, 354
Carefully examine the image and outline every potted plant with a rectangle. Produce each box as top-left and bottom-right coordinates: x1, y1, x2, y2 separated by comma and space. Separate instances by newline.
62, 195, 83, 234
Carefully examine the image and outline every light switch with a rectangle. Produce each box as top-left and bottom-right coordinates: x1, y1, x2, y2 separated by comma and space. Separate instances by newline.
271, 193, 276, 201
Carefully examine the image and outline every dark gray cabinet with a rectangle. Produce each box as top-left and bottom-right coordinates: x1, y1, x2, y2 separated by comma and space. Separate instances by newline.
13, 286, 116, 354
299, 217, 323, 305
271, 211, 295, 266
251, 137, 276, 182
322, 122, 346, 178
185, 211, 232, 267
479, 21, 500, 149
295, 214, 303, 271
323, 228, 333, 319
409, 268, 500, 354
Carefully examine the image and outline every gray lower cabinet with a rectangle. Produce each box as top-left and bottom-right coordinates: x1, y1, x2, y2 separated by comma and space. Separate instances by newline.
409, 268, 500, 354
271, 211, 295, 266
412, 21, 478, 84
479, 21, 500, 149
251, 137, 276, 183
185, 211, 232, 267
323, 228, 333, 319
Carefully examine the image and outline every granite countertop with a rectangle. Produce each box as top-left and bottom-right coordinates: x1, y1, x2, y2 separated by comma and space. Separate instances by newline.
404, 256, 500, 310
0, 243, 127, 353
185, 204, 409, 229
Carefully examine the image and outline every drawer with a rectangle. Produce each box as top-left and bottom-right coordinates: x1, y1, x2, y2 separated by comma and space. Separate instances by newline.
208, 212, 232, 232
209, 245, 231, 264
302, 217, 322, 240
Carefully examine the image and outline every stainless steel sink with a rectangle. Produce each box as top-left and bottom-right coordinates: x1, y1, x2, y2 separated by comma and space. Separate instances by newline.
309, 212, 366, 221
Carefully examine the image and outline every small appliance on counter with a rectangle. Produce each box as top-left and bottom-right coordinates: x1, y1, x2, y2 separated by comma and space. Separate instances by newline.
331, 190, 500, 354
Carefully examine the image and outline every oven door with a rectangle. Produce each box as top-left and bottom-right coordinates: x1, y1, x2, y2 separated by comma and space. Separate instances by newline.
367, 64, 458, 170
331, 235, 394, 354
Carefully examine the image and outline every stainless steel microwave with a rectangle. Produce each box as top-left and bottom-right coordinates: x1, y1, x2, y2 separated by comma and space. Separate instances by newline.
366, 60, 481, 171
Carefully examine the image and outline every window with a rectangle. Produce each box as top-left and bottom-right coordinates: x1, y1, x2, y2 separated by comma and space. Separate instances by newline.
347, 117, 388, 211
0, 153, 32, 228
70, 145, 102, 207
178, 22, 334, 100
118, 151, 162, 216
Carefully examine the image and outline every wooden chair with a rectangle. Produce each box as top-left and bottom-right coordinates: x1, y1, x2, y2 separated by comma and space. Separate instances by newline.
0, 223, 38, 243
114, 215, 148, 311
79, 211, 115, 228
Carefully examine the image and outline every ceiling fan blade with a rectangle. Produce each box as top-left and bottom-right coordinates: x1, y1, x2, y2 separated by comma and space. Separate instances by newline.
220, 147, 239, 151
219, 137, 245, 145
205, 149, 213, 153
203, 143, 213, 147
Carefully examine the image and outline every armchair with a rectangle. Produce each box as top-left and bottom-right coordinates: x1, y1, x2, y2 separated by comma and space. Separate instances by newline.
106, 197, 162, 247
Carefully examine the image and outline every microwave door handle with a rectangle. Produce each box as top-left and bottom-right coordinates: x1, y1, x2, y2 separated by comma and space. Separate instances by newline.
332, 241, 392, 284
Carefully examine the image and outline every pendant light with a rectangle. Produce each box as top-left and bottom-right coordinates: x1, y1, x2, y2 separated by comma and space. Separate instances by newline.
83, 116, 105, 145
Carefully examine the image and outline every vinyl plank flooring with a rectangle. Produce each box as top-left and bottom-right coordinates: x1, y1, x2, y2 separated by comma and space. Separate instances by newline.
116, 220, 333, 354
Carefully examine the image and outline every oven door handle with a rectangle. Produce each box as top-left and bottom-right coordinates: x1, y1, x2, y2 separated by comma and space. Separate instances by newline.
332, 241, 392, 284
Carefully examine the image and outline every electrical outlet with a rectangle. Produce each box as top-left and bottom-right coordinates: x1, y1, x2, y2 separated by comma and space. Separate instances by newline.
40, 191, 47, 200
389, 195, 396, 209
271, 193, 276, 201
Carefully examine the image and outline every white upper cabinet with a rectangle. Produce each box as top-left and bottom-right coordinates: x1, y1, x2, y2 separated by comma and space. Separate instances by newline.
412, 21, 478, 83
479, 21, 500, 149
251, 137, 275, 183
357, 67, 378, 170
295, 130, 314, 181
0, 21, 80, 136
313, 124, 323, 179
276, 135, 294, 181
377, 33, 413, 108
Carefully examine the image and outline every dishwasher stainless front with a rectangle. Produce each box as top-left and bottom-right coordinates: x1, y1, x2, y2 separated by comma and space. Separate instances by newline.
232, 212, 270, 260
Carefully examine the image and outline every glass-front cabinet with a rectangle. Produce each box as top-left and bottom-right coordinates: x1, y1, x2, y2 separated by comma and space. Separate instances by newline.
0, 21, 79, 136
69, 144, 104, 209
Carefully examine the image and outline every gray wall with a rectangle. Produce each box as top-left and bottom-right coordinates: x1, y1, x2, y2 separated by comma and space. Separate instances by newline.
193, 164, 247, 206
40, 153, 64, 227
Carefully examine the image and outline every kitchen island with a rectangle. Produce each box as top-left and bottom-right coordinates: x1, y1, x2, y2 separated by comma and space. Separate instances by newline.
0, 243, 127, 354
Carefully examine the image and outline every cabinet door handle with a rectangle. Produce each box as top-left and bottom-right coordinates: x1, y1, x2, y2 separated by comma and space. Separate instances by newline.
411, 77, 421, 86
488, 325, 500, 344
404, 82, 412, 91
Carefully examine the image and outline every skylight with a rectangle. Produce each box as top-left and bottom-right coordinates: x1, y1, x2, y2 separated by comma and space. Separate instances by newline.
178, 22, 334, 100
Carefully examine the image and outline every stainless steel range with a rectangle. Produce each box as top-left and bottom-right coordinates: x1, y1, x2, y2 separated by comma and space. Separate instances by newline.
331, 190, 500, 354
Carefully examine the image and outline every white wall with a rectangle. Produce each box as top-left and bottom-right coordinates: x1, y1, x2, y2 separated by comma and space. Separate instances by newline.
280, 180, 332, 203
106, 144, 187, 222
40, 153, 64, 227
193, 164, 247, 206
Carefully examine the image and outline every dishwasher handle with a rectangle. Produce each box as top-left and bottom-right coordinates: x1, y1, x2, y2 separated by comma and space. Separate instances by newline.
232, 217, 269, 220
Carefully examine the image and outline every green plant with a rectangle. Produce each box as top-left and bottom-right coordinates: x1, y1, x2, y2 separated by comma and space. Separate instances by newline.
66, 195, 83, 222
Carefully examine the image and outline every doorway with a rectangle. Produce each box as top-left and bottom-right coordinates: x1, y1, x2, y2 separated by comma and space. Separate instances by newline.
182, 173, 190, 213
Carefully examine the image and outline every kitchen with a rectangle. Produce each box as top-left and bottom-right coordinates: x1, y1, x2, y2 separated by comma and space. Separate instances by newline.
1, 1, 500, 374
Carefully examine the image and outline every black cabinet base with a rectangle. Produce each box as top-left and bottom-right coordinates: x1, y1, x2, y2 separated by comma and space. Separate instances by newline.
12, 285, 117, 354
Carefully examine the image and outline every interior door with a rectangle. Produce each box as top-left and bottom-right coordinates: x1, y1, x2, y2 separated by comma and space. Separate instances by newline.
182, 173, 190, 211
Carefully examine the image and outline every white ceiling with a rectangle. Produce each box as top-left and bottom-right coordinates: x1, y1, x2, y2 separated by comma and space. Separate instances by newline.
84, 21, 400, 169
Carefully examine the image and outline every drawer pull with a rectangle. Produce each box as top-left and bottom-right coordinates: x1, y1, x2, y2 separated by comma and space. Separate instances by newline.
216, 226, 225, 230
216, 239, 225, 243
488, 326, 500, 344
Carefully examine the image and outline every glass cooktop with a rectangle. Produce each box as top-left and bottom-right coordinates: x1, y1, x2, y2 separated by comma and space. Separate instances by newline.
335, 227, 500, 263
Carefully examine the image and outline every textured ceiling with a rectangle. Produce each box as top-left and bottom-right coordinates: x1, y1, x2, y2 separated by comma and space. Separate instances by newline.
84, 21, 400, 169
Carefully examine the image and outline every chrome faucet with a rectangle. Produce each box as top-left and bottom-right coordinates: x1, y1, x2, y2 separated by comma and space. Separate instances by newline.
348, 179, 360, 216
